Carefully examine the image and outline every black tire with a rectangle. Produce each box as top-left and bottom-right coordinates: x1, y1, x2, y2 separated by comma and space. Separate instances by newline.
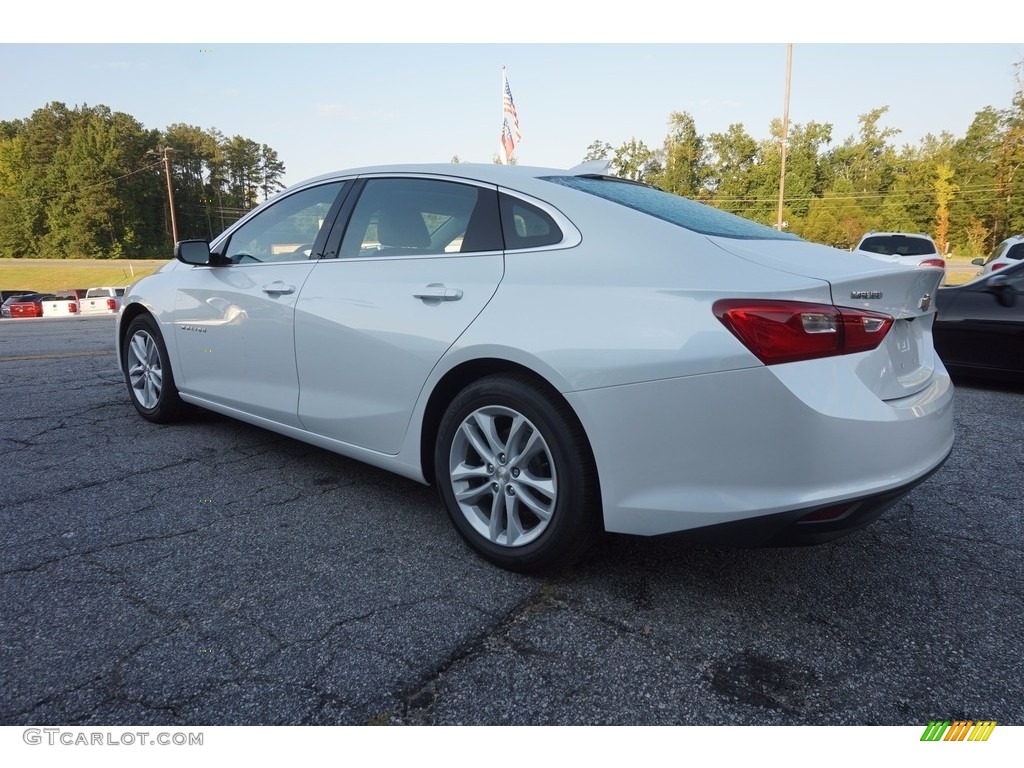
434, 373, 600, 573
122, 314, 186, 424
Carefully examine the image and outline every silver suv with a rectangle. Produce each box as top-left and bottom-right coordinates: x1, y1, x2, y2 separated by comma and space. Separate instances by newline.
973, 235, 1024, 275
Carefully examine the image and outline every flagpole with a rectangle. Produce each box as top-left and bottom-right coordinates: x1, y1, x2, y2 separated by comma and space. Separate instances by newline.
776, 44, 792, 231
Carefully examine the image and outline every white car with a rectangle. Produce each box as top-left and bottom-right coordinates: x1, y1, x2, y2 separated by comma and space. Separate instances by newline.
40, 295, 79, 316
116, 164, 954, 572
853, 232, 946, 270
80, 286, 126, 315
973, 234, 1024, 274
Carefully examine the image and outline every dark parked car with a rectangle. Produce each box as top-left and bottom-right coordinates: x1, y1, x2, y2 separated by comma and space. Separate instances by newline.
933, 260, 1024, 381
0, 289, 38, 303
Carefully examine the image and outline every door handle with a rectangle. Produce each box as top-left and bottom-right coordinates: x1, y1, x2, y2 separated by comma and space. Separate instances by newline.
413, 284, 463, 302
262, 282, 295, 295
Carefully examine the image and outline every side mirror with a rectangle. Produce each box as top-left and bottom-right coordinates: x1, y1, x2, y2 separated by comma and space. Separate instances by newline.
986, 274, 1017, 308
175, 239, 212, 266
971, 257, 985, 266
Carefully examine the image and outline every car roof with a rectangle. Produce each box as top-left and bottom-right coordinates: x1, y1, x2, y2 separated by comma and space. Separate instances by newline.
296, 162, 569, 185
286, 163, 605, 201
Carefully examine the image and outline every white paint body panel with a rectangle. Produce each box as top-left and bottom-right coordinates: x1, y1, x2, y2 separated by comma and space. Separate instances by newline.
294, 253, 503, 454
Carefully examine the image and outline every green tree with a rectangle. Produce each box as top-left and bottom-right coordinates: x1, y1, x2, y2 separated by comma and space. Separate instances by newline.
951, 107, 1002, 253
582, 140, 612, 162
706, 124, 760, 217
611, 138, 660, 183
653, 111, 707, 198
998, 66, 1024, 237
0, 102, 287, 257
37, 105, 159, 258
259, 144, 286, 201
798, 177, 879, 248
0, 131, 30, 258
827, 106, 901, 196
224, 135, 262, 211
933, 162, 959, 254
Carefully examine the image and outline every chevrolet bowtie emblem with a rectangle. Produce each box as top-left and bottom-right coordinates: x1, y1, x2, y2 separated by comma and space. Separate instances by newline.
919, 293, 933, 311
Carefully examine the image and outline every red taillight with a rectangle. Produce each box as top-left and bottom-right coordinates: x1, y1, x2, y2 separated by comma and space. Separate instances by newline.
713, 299, 894, 365
106, 298, 116, 310
919, 258, 945, 269
69, 302, 77, 313
992, 262, 1006, 271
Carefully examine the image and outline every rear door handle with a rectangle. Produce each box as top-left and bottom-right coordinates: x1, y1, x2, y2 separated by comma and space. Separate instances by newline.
413, 284, 463, 302
262, 282, 295, 295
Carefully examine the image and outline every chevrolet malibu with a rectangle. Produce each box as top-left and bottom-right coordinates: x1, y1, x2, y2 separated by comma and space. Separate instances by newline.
116, 164, 954, 571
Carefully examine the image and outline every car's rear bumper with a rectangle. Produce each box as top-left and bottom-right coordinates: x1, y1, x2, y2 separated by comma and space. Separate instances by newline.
565, 361, 955, 539
661, 444, 951, 546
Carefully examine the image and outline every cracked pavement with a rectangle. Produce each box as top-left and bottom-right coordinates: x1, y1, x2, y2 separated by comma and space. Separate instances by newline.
1, 316, 1021, 725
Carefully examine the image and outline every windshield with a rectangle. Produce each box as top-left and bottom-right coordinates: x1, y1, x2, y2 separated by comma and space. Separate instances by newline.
543, 175, 800, 241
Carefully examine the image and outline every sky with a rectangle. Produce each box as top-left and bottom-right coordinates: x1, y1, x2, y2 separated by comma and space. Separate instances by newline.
2, 4, 1022, 189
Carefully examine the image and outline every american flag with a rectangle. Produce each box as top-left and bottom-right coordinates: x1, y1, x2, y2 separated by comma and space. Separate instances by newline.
500, 120, 516, 165
499, 68, 521, 164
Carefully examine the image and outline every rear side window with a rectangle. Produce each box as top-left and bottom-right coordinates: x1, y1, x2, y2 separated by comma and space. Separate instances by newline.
499, 193, 562, 249
544, 175, 799, 241
1006, 243, 1024, 260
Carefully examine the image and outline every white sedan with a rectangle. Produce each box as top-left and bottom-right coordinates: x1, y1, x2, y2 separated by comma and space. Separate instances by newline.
116, 164, 954, 571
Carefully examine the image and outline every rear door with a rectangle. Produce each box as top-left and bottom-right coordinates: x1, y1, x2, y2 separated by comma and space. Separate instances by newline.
294, 175, 504, 454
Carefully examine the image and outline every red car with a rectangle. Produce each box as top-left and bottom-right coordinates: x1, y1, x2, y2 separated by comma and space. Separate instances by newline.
1, 293, 46, 318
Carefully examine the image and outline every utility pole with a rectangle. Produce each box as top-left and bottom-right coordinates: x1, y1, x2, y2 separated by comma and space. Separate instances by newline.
776, 44, 793, 231
148, 147, 179, 244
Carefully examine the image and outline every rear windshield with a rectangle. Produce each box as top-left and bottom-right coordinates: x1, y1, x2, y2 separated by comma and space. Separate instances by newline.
858, 235, 937, 257
543, 175, 800, 240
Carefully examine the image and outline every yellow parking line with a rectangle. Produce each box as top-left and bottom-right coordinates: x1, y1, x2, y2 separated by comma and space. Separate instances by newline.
0, 350, 115, 362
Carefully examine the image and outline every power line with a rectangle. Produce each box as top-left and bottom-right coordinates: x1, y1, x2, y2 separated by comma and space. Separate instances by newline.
708, 182, 1017, 205
0, 160, 164, 205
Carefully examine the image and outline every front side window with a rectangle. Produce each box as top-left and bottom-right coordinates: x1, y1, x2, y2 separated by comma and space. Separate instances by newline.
985, 241, 1011, 264
339, 178, 501, 258
223, 182, 344, 264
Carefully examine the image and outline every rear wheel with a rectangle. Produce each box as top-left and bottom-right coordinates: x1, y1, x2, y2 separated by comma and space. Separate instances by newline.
123, 314, 186, 423
434, 374, 600, 572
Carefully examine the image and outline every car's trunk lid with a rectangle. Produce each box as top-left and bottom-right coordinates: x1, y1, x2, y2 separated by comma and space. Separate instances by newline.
708, 237, 944, 400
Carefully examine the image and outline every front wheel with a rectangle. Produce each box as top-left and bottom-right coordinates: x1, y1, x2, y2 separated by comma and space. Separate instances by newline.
123, 314, 186, 423
434, 374, 600, 572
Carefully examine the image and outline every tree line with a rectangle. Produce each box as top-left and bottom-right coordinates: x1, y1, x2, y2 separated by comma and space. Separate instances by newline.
0, 102, 286, 259
4, 74, 1024, 261
583, 72, 1024, 256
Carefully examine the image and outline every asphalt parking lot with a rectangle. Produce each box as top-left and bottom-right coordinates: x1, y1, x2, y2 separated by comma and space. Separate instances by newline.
1, 316, 1021, 726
